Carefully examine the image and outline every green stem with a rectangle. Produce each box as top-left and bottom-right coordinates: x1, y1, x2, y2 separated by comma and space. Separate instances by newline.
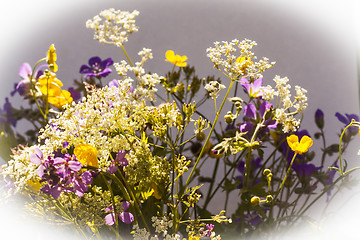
291, 166, 360, 225
121, 45, 134, 67
338, 120, 356, 174
204, 158, 220, 207
274, 153, 297, 200
184, 79, 235, 190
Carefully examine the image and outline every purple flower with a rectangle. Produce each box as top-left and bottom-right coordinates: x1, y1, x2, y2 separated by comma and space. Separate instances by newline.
41, 184, 62, 199
234, 211, 262, 226
107, 150, 128, 174
104, 201, 134, 226
68, 87, 82, 102
73, 171, 93, 197
236, 157, 263, 188
108, 79, 120, 88
292, 163, 322, 178
0, 98, 17, 127
11, 62, 43, 96
324, 162, 338, 200
315, 109, 324, 129
239, 102, 277, 135
30, 148, 94, 199
204, 224, 214, 237
80, 56, 114, 78
240, 77, 263, 98
335, 112, 359, 133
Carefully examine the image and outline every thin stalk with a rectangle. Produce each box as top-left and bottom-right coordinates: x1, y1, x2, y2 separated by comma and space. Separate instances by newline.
121, 45, 134, 67
338, 121, 355, 174
204, 158, 220, 207
203, 149, 246, 209
184, 79, 235, 190
274, 153, 297, 201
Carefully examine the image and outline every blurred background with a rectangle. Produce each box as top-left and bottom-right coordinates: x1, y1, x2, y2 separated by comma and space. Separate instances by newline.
0, 0, 359, 239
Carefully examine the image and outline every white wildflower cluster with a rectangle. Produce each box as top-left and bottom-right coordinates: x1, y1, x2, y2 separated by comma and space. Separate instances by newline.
204, 81, 226, 99
206, 39, 275, 80
86, 8, 139, 46
132, 216, 181, 240
1, 145, 41, 193
261, 75, 308, 133
39, 85, 136, 169
138, 48, 153, 64
113, 52, 161, 101
125, 139, 171, 194
26, 186, 117, 229
114, 60, 130, 76
132, 224, 151, 240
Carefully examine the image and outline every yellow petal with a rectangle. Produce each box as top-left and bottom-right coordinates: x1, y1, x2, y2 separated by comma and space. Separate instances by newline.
180, 55, 188, 62
26, 179, 41, 192
286, 135, 299, 151
48, 90, 73, 108
165, 50, 175, 61
47, 44, 58, 72
74, 144, 98, 167
236, 56, 245, 63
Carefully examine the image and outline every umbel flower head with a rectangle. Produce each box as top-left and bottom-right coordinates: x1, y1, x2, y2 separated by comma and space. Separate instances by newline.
86, 8, 139, 47
165, 50, 188, 67
287, 135, 313, 155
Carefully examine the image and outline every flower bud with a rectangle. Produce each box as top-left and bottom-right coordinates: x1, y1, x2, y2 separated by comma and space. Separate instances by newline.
196, 132, 205, 141
250, 196, 260, 206
263, 169, 271, 176
315, 109, 324, 129
266, 195, 273, 203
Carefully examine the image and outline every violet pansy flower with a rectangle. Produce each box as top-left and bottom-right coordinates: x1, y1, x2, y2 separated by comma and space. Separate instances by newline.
104, 201, 134, 225
29, 148, 93, 199
0, 98, 17, 127
68, 87, 82, 102
335, 112, 359, 133
107, 150, 129, 174
108, 79, 120, 88
292, 163, 322, 178
11, 62, 44, 96
239, 102, 277, 134
240, 77, 263, 98
80, 56, 114, 78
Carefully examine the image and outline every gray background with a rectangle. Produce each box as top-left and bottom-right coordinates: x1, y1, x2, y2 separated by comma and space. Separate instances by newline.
0, 0, 359, 239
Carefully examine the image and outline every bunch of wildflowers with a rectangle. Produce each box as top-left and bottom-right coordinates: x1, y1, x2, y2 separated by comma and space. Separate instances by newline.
1, 8, 360, 240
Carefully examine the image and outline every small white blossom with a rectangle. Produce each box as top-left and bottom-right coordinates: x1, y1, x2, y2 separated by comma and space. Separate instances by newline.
86, 8, 139, 46
265, 76, 308, 133
204, 81, 226, 99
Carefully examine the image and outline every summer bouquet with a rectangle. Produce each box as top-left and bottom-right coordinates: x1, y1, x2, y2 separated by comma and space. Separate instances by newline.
0, 8, 359, 240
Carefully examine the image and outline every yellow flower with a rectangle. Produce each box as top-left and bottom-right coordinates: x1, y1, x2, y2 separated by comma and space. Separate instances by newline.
47, 44, 58, 72
38, 72, 63, 96
48, 90, 73, 108
236, 56, 253, 72
74, 144, 98, 167
38, 72, 72, 108
165, 50, 187, 67
151, 182, 162, 199
26, 179, 42, 192
287, 135, 313, 155
188, 236, 200, 240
